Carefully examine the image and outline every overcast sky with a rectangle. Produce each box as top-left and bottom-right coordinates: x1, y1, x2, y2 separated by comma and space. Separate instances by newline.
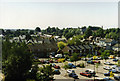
0, 0, 119, 29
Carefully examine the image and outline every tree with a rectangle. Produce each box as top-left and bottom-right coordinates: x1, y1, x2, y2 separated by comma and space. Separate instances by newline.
26, 34, 32, 41
70, 53, 79, 65
35, 27, 41, 32
2, 41, 32, 81
36, 64, 54, 81
65, 32, 73, 39
96, 28, 104, 37
57, 42, 67, 50
84, 27, 92, 38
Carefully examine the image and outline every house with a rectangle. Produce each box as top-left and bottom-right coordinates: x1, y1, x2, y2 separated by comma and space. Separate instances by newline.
27, 35, 58, 57
97, 38, 117, 50
62, 44, 94, 56
28, 41, 58, 58
112, 44, 120, 52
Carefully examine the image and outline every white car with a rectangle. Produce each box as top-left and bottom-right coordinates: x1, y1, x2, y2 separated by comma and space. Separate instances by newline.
67, 70, 75, 73
104, 62, 112, 65
103, 66, 111, 70
111, 65, 118, 69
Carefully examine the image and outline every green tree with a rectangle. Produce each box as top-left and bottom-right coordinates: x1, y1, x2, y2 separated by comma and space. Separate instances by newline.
65, 32, 73, 39
36, 64, 54, 81
57, 42, 67, 50
2, 41, 32, 81
35, 27, 41, 32
70, 53, 79, 65
84, 27, 92, 38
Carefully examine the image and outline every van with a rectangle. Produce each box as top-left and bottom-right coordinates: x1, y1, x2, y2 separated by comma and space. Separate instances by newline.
55, 54, 62, 58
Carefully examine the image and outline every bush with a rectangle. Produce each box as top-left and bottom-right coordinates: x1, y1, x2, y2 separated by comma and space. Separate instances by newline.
80, 63, 85, 68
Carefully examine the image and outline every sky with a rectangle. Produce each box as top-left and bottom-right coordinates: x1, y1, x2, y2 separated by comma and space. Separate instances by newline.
0, 0, 119, 29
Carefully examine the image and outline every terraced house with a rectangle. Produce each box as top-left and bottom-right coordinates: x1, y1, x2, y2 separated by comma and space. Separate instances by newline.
62, 44, 97, 56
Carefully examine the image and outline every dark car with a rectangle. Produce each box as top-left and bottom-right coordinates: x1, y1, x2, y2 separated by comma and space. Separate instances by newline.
104, 72, 110, 76
54, 69, 60, 74
109, 69, 117, 73
113, 59, 118, 62
69, 73, 78, 79
87, 61, 94, 64
68, 63, 76, 68
114, 75, 120, 80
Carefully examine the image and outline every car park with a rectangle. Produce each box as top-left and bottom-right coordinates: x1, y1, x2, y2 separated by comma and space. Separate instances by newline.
103, 66, 111, 70
68, 73, 78, 79
80, 72, 92, 77
67, 70, 75, 73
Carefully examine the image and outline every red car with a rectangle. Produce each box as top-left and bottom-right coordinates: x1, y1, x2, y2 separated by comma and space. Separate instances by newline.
80, 72, 92, 77
54, 65, 60, 69
93, 61, 100, 64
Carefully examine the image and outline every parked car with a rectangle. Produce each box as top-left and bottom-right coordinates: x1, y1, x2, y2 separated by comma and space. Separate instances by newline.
54, 65, 60, 69
81, 58, 87, 61
114, 75, 120, 80
111, 65, 118, 69
68, 63, 76, 68
93, 60, 101, 64
44, 60, 50, 64
68, 73, 78, 79
54, 60, 58, 63
104, 72, 110, 76
104, 62, 113, 65
53, 69, 60, 74
103, 66, 111, 70
109, 69, 118, 73
113, 59, 118, 62
55, 54, 62, 58
85, 69, 96, 76
87, 61, 94, 64
40, 60, 45, 64
103, 77, 114, 81
80, 72, 92, 77
97, 57, 103, 60
49, 60, 54, 63
52, 63, 56, 67
67, 70, 75, 73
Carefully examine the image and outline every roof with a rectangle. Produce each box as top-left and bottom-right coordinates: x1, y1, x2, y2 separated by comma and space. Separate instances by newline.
113, 44, 120, 48
83, 45, 91, 49
78, 45, 85, 50
100, 39, 113, 43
